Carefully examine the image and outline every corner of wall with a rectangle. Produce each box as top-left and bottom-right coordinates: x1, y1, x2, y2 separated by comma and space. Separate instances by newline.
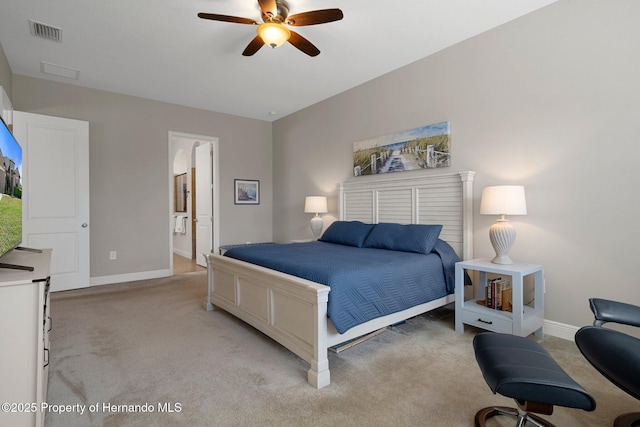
0, 42, 13, 99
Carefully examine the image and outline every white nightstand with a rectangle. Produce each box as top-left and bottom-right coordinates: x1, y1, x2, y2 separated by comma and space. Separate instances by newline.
455, 259, 544, 337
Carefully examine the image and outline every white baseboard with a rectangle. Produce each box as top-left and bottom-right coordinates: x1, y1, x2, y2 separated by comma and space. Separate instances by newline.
543, 319, 580, 341
90, 269, 171, 287
173, 248, 191, 259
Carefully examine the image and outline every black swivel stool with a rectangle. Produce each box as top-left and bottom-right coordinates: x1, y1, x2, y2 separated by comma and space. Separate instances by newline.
473, 332, 596, 427
575, 298, 640, 427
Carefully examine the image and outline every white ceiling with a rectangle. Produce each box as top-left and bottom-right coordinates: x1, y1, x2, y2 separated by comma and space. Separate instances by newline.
0, 0, 557, 122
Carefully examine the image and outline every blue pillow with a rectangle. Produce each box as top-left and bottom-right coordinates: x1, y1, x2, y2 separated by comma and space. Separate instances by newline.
319, 221, 376, 247
363, 223, 443, 254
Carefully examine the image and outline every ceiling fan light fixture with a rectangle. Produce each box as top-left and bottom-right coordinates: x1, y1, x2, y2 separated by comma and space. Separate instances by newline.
257, 22, 290, 48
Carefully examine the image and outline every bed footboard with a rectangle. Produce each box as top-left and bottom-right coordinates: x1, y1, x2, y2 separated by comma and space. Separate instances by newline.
205, 253, 331, 389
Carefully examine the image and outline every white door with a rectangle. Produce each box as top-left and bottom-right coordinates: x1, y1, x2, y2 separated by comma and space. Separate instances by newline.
195, 142, 212, 267
13, 111, 90, 292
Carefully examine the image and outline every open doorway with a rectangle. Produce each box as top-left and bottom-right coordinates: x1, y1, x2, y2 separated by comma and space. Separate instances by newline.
169, 131, 219, 275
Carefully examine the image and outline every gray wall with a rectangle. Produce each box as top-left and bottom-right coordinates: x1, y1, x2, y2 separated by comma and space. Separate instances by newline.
0, 43, 11, 99
12, 75, 273, 279
272, 0, 640, 329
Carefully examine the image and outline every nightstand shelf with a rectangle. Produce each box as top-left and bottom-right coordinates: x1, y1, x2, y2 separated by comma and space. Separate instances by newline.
455, 259, 544, 337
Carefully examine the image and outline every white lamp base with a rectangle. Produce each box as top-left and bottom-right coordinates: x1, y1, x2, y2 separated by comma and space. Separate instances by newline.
310, 215, 323, 238
489, 220, 516, 264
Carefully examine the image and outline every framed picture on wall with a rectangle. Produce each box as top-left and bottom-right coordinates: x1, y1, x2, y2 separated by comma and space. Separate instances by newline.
352, 121, 451, 176
234, 179, 260, 205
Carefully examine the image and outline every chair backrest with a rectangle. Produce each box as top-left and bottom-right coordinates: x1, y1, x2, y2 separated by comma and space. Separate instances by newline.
575, 326, 640, 401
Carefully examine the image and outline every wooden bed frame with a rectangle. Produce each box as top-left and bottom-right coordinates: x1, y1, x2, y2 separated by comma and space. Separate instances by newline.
205, 171, 475, 388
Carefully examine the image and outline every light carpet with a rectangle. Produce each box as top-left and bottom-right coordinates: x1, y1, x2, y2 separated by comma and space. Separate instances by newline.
43, 272, 636, 426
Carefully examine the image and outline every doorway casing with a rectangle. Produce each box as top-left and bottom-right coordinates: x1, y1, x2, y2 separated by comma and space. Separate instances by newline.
168, 131, 219, 275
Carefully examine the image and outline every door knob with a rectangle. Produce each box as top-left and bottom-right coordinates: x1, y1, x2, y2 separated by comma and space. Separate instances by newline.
82, 223, 88, 228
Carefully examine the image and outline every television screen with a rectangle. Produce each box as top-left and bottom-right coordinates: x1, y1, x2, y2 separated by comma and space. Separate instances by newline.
0, 116, 23, 259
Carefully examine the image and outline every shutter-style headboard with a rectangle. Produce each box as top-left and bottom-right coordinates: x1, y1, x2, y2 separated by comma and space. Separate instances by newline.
339, 171, 475, 260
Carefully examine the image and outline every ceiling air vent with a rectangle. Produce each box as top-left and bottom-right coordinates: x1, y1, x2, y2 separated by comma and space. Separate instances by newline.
29, 20, 62, 42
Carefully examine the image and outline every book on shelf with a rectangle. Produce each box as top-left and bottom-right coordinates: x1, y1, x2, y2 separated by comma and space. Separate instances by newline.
479, 277, 513, 312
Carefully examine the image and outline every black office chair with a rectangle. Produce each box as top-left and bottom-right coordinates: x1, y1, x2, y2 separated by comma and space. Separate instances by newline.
575, 298, 640, 427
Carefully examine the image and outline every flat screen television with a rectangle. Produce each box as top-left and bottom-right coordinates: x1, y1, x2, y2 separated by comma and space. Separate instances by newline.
0, 115, 26, 268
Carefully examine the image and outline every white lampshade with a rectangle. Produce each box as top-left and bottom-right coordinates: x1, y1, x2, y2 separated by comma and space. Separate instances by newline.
304, 196, 328, 214
304, 196, 327, 238
480, 186, 527, 216
480, 186, 527, 264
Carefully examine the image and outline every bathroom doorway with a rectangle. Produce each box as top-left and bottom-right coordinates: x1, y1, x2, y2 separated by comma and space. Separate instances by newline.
169, 131, 219, 274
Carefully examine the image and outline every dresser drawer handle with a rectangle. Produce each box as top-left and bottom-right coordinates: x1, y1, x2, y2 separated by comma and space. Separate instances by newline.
477, 318, 493, 325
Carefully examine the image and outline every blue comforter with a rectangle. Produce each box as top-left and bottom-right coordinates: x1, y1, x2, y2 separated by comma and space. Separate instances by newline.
224, 239, 461, 334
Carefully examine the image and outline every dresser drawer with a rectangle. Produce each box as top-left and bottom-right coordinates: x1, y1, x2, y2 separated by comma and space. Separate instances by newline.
461, 308, 513, 334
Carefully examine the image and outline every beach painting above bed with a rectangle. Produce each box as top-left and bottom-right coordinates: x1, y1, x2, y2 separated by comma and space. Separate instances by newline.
353, 121, 451, 176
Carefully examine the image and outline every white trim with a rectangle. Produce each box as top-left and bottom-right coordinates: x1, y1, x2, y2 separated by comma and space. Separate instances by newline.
211, 141, 221, 256
543, 319, 579, 341
173, 248, 191, 259
90, 269, 171, 287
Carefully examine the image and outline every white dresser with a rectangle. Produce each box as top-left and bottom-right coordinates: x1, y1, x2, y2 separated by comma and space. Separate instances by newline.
0, 249, 52, 427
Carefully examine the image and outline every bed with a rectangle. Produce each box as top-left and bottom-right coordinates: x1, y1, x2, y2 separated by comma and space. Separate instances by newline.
204, 171, 475, 388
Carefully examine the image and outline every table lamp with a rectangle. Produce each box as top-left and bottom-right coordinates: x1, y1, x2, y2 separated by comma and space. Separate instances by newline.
304, 196, 328, 238
479, 185, 527, 264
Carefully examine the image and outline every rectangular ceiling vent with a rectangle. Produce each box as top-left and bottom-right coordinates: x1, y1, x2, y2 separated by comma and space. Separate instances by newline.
29, 20, 62, 42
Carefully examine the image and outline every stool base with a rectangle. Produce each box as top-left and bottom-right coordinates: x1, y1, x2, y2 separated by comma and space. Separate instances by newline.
475, 406, 554, 427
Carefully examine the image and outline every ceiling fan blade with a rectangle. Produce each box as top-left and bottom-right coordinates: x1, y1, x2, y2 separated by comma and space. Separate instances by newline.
286, 9, 343, 26
288, 30, 320, 57
258, 0, 278, 17
242, 35, 265, 56
197, 13, 259, 25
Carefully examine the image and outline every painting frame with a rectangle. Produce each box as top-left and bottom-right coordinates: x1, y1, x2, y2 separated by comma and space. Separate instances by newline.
352, 121, 451, 176
234, 179, 260, 205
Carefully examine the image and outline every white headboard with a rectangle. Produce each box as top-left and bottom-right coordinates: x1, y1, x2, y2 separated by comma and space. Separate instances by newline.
339, 171, 475, 260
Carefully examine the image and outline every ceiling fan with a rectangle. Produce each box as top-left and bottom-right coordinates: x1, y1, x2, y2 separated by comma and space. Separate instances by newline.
198, 0, 343, 57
